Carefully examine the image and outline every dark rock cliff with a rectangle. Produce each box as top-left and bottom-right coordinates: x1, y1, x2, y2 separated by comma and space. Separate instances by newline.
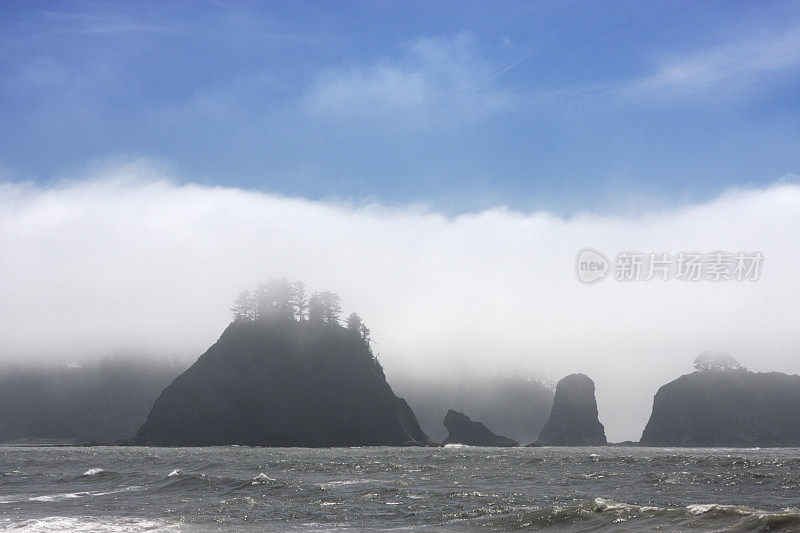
133, 319, 434, 447
536, 374, 607, 446
442, 410, 519, 447
640, 369, 800, 447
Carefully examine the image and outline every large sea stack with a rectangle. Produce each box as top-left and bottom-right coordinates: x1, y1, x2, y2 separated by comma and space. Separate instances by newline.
133, 318, 433, 447
442, 410, 519, 447
640, 354, 800, 447
536, 374, 607, 446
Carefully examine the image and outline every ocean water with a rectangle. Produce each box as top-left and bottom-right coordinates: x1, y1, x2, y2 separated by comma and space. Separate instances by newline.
1, 446, 799, 532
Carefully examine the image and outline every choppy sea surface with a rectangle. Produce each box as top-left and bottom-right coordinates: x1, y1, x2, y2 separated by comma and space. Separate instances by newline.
1, 445, 799, 532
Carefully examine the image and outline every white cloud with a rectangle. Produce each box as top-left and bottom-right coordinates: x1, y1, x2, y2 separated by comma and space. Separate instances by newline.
2, 163, 800, 441
305, 33, 512, 123
627, 24, 800, 100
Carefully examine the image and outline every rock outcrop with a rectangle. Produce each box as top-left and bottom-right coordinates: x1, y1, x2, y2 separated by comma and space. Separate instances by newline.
640, 368, 800, 447
536, 374, 607, 445
133, 319, 434, 447
442, 410, 519, 447
392, 374, 553, 444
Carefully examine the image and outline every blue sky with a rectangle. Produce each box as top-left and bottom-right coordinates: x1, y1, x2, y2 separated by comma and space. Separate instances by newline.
1, 0, 799, 214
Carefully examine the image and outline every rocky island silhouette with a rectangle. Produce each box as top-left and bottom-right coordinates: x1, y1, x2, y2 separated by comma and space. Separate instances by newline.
132, 279, 434, 447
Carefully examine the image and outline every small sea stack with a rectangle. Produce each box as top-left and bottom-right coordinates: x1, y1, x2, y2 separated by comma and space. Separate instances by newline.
536, 374, 607, 446
442, 410, 519, 447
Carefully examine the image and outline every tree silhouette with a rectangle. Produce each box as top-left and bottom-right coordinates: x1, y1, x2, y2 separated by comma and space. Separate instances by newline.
308, 290, 341, 326
290, 281, 308, 321
232, 280, 361, 331
346, 312, 363, 333
320, 291, 341, 325
346, 312, 371, 343
308, 292, 324, 324
693, 351, 744, 373
231, 290, 256, 322
230, 279, 383, 374
254, 278, 294, 320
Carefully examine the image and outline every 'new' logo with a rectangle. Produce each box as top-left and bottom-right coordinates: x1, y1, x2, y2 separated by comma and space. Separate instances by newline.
576, 249, 609, 284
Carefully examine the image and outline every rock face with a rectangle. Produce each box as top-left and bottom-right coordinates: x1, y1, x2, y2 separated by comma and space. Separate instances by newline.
442, 410, 519, 447
640, 370, 800, 447
537, 374, 607, 446
133, 319, 433, 447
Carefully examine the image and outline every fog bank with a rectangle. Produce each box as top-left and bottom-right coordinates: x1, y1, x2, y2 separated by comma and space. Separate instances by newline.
2, 163, 799, 441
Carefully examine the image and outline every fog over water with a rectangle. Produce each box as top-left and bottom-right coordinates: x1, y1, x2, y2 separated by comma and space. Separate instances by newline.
2, 162, 799, 441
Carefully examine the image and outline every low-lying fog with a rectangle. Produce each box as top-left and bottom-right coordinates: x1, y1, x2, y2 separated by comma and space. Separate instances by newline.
2, 162, 799, 441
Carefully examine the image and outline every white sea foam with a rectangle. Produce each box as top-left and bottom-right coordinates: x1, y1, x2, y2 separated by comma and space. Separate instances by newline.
686, 503, 800, 522
4, 516, 177, 531
251, 472, 276, 484
687, 503, 751, 516
29, 487, 143, 502
167, 469, 181, 477
593, 498, 666, 514
92, 486, 144, 497
318, 478, 373, 488
29, 491, 89, 502
593, 498, 637, 512
82, 468, 104, 476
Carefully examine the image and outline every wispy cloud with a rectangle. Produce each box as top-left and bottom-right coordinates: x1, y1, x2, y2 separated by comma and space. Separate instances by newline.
625, 23, 800, 101
305, 33, 513, 124
43, 11, 174, 35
